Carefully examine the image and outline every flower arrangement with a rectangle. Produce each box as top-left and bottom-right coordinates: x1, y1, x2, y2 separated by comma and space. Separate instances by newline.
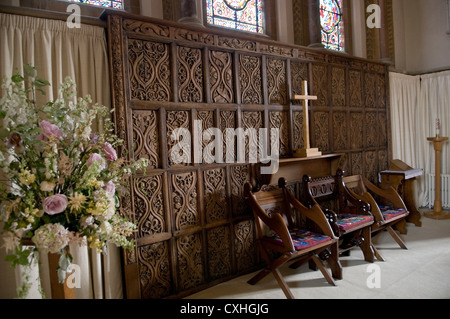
0, 65, 148, 297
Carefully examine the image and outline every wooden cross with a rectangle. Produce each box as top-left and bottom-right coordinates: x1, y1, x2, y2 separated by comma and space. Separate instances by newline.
293, 80, 322, 157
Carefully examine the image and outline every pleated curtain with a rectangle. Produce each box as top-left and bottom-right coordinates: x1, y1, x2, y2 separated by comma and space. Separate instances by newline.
389, 71, 450, 208
0, 12, 123, 299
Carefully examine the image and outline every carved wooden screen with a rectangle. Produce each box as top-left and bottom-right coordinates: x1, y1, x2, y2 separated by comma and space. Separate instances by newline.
107, 13, 391, 298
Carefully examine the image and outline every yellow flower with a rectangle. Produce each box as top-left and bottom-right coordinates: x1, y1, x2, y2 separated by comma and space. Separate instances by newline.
69, 192, 87, 212
19, 170, 36, 185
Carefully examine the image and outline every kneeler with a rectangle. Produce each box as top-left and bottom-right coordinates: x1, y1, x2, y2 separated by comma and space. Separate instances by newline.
244, 178, 342, 299
343, 175, 409, 261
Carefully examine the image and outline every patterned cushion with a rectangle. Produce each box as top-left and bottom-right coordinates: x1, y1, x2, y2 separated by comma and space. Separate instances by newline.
379, 205, 407, 221
266, 229, 332, 251
337, 214, 374, 231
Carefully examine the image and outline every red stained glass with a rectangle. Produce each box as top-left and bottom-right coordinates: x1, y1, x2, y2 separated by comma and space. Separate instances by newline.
320, 0, 345, 52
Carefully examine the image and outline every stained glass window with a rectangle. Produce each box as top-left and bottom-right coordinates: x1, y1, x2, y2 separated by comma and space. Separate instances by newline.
320, 0, 345, 52
206, 0, 264, 34
67, 0, 124, 10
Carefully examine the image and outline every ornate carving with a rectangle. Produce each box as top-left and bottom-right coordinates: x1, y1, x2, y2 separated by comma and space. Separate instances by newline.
364, 73, 377, 108
349, 70, 362, 107
133, 111, 160, 168
293, 111, 305, 150
313, 112, 329, 152
218, 37, 257, 51
234, 220, 256, 272
242, 111, 263, 161
239, 55, 262, 104
167, 111, 190, 166
270, 112, 289, 156
207, 226, 232, 279
331, 67, 346, 106
209, 50, 234, 103
128, 39, 171, 102
172, 171, 198, 230
365, 112, 378, 147
134, 175, 165, 238
231, 165, 251, 216
350, 112, 364, 149
178, 46, 203, 102
177, 233, 204, 290
204, 168, 227, 223
312, 64, 328, 106
138, 242, 172, 299
333, 112, 347, 151
123, 19, 170, 37
267, 58, 287, 105
291, 61, 308, 102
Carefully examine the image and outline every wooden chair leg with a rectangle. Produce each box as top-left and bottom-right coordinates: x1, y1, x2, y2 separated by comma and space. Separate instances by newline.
360, 227, 375, 263
387, 226, 408, 249
371, 244, 385, 262
272, 268, 295, 299
248, 268, 271, 285
328, 243, 343, 280
311, 254, 336, 286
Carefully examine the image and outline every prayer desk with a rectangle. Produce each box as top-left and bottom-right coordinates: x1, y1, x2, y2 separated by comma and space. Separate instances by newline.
379, 160, 423, 227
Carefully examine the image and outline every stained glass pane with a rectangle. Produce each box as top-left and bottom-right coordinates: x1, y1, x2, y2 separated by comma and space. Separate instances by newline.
67, 0, 124, 10
320, 0, 345, 52
206, 0, 264, 34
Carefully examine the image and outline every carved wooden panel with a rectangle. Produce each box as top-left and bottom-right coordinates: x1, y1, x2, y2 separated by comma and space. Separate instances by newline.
239, 54, 263, 104
128, 39, 171, 102
132, 111, 160, 169
177, 46, 203, 103
267, 58, 287, 105
209, 50, 234, 103
107, 14, 391, 299
204, 168, 227, 223
172, 171, 199, 231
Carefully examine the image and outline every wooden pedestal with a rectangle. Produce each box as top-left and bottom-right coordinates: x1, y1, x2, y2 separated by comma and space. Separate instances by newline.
424, 137, 450, 220
48, 252, 75, 299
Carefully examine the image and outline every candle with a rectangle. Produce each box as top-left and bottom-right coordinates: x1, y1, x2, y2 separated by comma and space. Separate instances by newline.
436, 118, 440, 137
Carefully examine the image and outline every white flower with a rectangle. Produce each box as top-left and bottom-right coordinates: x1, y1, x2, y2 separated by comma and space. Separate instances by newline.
1, 232, 20, 253
32, 223, 70, 254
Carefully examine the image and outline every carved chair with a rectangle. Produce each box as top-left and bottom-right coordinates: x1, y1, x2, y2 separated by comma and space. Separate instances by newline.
343, 174, 409, 261
302, 169, 375, 263
244, 178, 342, 299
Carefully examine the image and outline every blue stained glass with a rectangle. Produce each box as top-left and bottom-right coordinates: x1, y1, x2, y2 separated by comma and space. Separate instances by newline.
320, 0, 345, 52
206, 0, 264, 34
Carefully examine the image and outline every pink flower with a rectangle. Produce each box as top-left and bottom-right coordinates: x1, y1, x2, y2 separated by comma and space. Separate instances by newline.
104, 181, 115, 195
37, 120, 63, 140
43, 194, 68, 215
86, 153, 106, 169
101, 142, 118, 161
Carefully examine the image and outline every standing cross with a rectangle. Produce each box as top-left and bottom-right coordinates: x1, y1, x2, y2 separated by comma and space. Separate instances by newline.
293, 80, 318, 150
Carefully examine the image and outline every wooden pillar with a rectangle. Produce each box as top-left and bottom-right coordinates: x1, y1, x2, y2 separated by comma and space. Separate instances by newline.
425, 137, 450, 219
178, 0, 204, 27
308, 0, 324, 48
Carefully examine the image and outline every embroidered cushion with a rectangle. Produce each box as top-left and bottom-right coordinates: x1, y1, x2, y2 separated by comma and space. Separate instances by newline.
266, 229, 332, 251
337, 214, 374, 231
379, 205, 407, 221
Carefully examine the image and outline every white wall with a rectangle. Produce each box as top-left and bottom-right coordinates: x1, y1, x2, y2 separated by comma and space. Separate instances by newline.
395, 0, 450, 73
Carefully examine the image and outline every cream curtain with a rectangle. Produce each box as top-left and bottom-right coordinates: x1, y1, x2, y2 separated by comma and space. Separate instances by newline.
389, 71, 450, 208
0, 13, 123, 299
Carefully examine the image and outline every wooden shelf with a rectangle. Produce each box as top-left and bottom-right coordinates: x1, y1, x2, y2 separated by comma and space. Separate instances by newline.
259, 153, 343, 185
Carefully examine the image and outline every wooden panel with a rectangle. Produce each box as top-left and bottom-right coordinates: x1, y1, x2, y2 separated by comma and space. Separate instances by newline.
107, 13, 391, 298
